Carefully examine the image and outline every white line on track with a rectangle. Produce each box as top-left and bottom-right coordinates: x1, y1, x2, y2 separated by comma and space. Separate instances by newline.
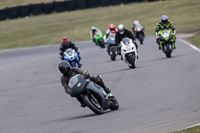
178, 38, 200, 53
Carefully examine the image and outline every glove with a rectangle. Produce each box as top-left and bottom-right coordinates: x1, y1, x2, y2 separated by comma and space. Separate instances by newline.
156, 36, 159, 39
85, 74, 91, 79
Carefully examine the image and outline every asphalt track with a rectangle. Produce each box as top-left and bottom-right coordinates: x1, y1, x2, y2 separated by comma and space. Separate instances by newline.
0, 36, 200, 133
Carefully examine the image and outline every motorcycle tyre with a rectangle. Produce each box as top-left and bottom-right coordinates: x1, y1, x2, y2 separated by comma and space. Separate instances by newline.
99, 41, 105, 48
110, 48, 116, 61
83, 94, 104, 115
127, 55, 136, 69
165, 44, 172, 58
109, 97, 119, 110
138, 33, 143, 45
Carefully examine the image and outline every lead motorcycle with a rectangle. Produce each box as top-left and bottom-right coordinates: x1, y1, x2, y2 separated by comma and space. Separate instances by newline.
105, 33, 118, 61
158, 29, 175, 58
120, 37, 138, 68
68, 74, 119, 115
63, 48, 81, 68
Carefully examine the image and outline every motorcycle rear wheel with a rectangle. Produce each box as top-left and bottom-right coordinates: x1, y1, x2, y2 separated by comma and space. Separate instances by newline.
83, 94, 104, 115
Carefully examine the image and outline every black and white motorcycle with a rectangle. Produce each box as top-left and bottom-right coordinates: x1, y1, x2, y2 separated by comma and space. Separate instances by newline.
120, 37, 138, 68
68, 74, 119, 115
105, 33, 118, 61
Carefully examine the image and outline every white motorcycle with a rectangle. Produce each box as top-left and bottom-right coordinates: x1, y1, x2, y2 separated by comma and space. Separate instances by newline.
120, 37, 138, 68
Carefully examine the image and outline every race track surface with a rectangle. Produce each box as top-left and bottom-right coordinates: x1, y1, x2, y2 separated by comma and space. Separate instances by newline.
0, 36, 200, 133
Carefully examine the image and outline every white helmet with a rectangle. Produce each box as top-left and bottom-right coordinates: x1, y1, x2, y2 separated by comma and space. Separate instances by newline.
133, 20, 139, 25
118, 24, 125, 34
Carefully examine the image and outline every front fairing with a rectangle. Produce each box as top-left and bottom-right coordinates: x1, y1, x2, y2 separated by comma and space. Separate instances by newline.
121, 38, 135, 53
94, 31, 103, 39
64, 49, 77, 61
159, 29, 173, 43
106, 33, 115, 45
69, 74, 87, 97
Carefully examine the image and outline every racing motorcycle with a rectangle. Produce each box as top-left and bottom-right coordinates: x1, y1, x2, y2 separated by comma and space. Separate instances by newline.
63, 48, 81, 68
105, 33, 118, 61
94, 31, 105, 48
120, 37, 138, 68
68, 74, 119, 115
158, 29, 175, 58
133, 25, 145, 45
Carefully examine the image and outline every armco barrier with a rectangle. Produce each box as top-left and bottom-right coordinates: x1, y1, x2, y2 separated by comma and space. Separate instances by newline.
77, 0, 88, 10
66, 0, 77, 11
7, 6, 19, 19
19, 5, 31, 17
42, 2, 55, 14
0, 8, 7, 20
100, 0, 111, 7
31, 3, 43, 16
55, 1, 66, 12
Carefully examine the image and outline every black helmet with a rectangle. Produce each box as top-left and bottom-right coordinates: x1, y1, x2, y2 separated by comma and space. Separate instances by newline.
58, 60, 71, 75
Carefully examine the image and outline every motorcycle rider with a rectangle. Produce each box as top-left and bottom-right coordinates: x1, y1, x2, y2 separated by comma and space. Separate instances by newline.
59, 37, 81, 60
58, 60, 113, 107
115, 24, 138, 59
104, 24, 118, 54
132, 20, 145, 37
90, 26, 102, 43
104, 24, 117, 40
155, 15, 176, 50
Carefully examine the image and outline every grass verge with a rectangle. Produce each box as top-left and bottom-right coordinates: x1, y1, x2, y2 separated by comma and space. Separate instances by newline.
186, 32, 200, 48
169, 125, 200, 133
0, 0, 199, 50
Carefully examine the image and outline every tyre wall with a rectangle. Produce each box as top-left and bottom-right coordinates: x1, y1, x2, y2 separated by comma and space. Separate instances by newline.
0, 0, 158, 21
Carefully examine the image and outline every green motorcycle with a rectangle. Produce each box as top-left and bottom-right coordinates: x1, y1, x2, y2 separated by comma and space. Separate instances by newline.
158, 29, 175, 58
94, 31, 105, 48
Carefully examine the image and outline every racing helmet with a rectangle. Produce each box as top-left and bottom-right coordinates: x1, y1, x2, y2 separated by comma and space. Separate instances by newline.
133, 20, 139, 25
161, 15, 168, 25
62, 37, 70, 43
58, 60, 72, 76
118, 24, 125, 34
109, 24, 115, 33
91, 26, 96, 31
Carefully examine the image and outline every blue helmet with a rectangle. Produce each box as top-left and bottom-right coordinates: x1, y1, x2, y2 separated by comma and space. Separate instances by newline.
161, 15, 168, 24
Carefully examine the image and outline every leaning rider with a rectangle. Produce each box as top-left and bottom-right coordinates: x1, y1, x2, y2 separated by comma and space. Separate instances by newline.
58, 60, 113, 107
155, 15, 176, 50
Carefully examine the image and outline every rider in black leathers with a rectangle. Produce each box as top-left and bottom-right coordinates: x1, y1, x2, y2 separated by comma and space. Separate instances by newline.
58, 60, 113, 107
115, 24, 138, 59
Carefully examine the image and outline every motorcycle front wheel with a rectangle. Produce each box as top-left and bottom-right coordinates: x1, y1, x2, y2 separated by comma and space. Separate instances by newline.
127, 54, 136, 68
83, 93, 104, 115
109, 97, 119, 110
138, 33, 143, 45
110, 48, 116, 61
165, 44, 172, 58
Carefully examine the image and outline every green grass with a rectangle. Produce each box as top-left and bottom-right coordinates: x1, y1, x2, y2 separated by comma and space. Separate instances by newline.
170, 125, 200, 133
187, 32, 200, 48
0, 0, 199, 50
